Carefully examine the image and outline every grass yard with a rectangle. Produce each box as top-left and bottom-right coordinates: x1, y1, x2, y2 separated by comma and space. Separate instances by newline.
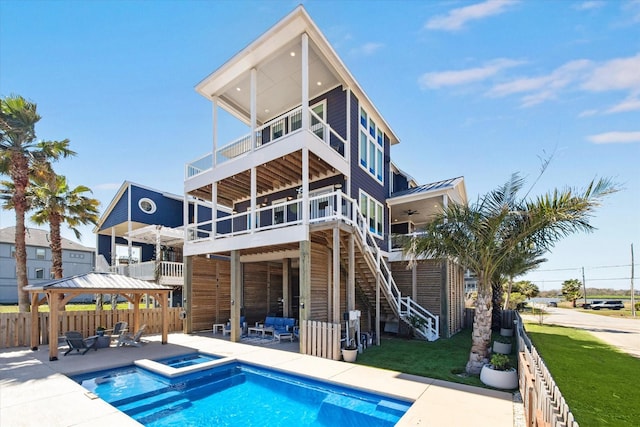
525, 323, 640, 427
355, 329, 486, 388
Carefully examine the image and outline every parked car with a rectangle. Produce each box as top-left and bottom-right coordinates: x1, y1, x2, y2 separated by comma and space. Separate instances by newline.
591, 300, 624, 310
547, 301, 558, 307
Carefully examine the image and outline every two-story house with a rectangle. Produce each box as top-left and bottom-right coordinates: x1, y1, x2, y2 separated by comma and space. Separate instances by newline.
0, 226, 95, 303
181, 6, 468, 345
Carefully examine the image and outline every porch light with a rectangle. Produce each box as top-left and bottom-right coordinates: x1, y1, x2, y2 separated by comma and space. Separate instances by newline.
236, 87, 241, 91
290, 51, 295, 57
316, 81, 322, 86
287, 196, 293, 201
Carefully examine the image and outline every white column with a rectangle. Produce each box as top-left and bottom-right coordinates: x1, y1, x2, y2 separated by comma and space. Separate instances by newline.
332, 226, 340, 324
211, 181, 217, 240
183, 193, 189, 243
110, 228, 116, 266
443, 194, 449, 224
250, 68, 257, 151
127, 183, 132, 264
302, 148, 309, 227
301, 33, 309, 130
250, 167, 257, 232
212, 97, 218, 166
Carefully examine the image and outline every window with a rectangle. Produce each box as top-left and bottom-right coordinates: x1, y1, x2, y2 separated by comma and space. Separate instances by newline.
35, 268, 44, 279
50, 271, 55, 279
138, 198, 157, 214
36, 248, 45, 260
359, 190, 384, 238
10, 245, 15, 258
310, 101, 325, 140
272, 120, 284, 140
358, 107, 384, 184
69, 253, 85, 259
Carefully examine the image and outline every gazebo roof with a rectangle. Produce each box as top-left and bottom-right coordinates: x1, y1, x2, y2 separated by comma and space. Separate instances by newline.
24, 272, 172, 292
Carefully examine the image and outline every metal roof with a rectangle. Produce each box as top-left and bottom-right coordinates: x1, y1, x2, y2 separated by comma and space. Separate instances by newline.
0, 227, 94, 251
23, 272, 172, 292
390, 176, 463, 198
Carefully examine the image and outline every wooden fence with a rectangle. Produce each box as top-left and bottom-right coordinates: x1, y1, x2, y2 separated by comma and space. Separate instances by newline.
514, 313, 579, 427
299, 320, 341, 360
0, 308, 184, 349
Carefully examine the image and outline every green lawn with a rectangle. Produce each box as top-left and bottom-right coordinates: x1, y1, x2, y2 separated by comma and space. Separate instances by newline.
525, 323, 640, 427
356, 329, 486, 388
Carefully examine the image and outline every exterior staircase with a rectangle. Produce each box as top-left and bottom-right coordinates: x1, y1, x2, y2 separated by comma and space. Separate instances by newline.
334, 193, 439, 341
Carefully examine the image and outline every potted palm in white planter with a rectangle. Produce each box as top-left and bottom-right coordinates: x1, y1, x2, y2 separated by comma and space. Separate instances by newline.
480, 354, 518, 389
492, 335, 512, 354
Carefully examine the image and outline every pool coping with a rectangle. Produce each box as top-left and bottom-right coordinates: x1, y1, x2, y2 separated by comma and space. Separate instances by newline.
0, 332, 515, 426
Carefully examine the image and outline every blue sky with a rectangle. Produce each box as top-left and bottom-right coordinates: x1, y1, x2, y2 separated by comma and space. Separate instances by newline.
1, 0, 638, 291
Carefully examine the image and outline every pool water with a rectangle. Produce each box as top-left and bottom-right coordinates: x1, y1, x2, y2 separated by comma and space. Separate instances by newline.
72, 362, 410, 426
155, 353, 220, 369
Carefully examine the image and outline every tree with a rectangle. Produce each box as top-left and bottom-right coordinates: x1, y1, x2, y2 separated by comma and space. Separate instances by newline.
561, 279, 583, 307
0, 95, 75, 312
515, 280, 540, 300
405, 173, 617, 374
29, 169, 100, 280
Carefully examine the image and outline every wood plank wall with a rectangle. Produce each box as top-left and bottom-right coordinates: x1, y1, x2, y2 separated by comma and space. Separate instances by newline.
191, 256, 230, 332
447, 260, 465, 336
243, 262, 283, 324
310, 243, 329, 321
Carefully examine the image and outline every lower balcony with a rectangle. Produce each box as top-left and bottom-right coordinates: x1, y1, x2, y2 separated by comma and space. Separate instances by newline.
110, 261, 184, 286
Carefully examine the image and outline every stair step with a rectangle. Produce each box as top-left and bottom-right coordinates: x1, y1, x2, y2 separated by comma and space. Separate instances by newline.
316, 394, 404, 427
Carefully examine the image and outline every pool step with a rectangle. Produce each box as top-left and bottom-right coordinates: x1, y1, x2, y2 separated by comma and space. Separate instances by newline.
118, 389, 187, 416
316, 394, 407, 427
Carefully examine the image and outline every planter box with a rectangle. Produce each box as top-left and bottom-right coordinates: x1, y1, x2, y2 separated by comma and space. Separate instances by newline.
480, 365, 518, 389
493, 340, 512, 354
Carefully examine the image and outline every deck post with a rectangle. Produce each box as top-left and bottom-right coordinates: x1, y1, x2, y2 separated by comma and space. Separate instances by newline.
332, 226, 340, 324
48, 291, 59, 361
230, 250, 242, 342
376, 272, 381, 346
183, 256, 193, 333
299, 240, 311, 353
30, 292, 40, 350
301, 32, 309, 130
160, 291, 169, 344
282, 258, 290, 318
347, 233, 355, 312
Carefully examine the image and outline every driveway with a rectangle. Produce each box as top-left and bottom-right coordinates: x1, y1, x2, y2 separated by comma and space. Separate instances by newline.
522, 307, 640, 358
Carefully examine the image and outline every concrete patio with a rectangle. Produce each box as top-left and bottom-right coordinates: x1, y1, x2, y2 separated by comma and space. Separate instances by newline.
0, 332, 517, 426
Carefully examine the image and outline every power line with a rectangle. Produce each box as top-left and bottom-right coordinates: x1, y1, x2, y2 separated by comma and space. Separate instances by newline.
533, 263, 639, 273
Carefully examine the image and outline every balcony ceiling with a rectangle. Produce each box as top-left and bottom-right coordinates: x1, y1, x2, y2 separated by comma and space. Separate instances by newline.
187, 149, 339, 206
216, 39, 341, 125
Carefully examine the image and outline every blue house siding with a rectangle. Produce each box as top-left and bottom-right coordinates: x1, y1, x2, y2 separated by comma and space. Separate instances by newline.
100, 188, 130, 231
130, 186, 183, 227
348, 92, 389, 249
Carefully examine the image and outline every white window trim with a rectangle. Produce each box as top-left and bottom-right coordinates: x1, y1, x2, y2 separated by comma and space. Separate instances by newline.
359, 190, 384, 239
358, 107, 384, 185
138, 198, 157, 214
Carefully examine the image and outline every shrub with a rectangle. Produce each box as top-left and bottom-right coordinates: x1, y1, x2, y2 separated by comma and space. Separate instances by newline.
490, 353, 512, 371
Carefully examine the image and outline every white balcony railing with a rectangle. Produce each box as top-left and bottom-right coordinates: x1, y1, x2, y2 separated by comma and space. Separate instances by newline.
185, 190, 440, 340
109, 261, 183, 285
185, 106, 347, 178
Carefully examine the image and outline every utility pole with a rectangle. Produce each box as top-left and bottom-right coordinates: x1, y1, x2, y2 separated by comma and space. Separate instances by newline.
632, 243, 636, 317
582, 267, 587, 307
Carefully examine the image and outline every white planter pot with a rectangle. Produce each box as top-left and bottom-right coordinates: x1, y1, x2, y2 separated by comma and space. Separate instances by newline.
500, 327, 514, 337
480, 365, 518, 389
342, 349, 358, 362
493, 341, 512, 354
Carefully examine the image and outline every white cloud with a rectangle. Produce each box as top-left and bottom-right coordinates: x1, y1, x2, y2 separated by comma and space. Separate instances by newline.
418, 58, 523, 89
350, 42, 384, 56
488, 59, 592, 105
425, 0, 519, 31
605, 95, 640, 113
574, 1, 605, 11
582, 53, 640, 92
587, 131, 640, 144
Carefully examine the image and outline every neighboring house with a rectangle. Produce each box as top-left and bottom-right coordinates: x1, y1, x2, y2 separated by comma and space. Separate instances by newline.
180, 6, 468, 341
93, 181, 212, 307
0, 226, 95, 303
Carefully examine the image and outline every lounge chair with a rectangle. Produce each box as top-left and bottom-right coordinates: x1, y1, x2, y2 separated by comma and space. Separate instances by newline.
63, 331, 98, 356
106, 321, 128, 344
117, 324, 146, 347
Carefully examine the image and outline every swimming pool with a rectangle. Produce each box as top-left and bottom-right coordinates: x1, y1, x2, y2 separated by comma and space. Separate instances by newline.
72, 360, 410, 426
155, 352, 220, 369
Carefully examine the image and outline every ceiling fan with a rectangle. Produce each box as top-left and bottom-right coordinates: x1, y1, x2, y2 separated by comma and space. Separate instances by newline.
404, 209, 419, 216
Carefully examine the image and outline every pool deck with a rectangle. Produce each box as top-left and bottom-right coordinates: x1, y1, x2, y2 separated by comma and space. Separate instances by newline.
0, 332, 516, 426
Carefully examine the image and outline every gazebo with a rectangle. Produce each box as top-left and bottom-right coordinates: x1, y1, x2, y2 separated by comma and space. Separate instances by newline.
25, 272, 173, 361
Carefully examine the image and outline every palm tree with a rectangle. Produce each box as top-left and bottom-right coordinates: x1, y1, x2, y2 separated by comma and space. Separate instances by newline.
406, 173, 617, 374
0, 95, 75, 312
29, 169, 100, 280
